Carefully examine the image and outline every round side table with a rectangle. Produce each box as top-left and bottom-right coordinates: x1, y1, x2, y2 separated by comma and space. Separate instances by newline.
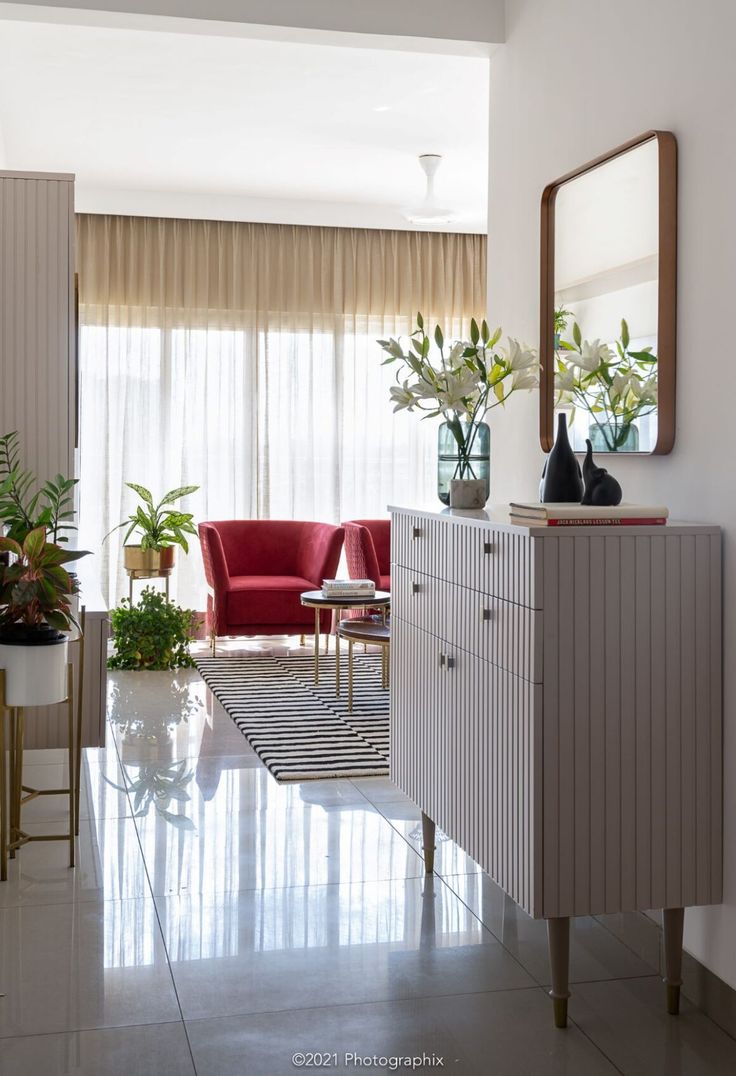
337, 617, 391, 712
299, 590, 390, 692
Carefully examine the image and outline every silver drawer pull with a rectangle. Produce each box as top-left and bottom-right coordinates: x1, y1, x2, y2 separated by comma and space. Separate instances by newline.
411, 580, 420, 595
481, 607, 492, 622
483, 541, 493, 555
438, 652, 446, 668
412, 526, 422, 540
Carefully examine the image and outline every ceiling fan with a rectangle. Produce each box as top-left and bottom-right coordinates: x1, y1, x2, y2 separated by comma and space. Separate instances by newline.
404, 154, 456, 225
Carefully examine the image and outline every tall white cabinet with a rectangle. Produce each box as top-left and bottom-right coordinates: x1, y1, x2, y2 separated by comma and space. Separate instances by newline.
0, 170, 107, 748
390, 505, 722, 1027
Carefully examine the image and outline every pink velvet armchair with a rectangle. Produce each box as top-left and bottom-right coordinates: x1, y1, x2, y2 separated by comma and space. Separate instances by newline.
342, 520, 391, 592
199, 520, 344, 652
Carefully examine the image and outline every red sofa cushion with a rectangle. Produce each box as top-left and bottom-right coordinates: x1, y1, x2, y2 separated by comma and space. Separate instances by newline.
227, 575, 315, 626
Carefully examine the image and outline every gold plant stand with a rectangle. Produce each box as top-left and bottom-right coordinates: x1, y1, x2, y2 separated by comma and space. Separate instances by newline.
0, 611, 86, 881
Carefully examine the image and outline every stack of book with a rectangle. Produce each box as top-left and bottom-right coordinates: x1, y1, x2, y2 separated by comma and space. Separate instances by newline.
322, 578, 376, 599
509, 503, 670, 527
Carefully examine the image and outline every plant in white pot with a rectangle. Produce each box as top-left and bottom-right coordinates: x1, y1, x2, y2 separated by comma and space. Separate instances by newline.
105, 483, 199, 577
0, 527, 90, 706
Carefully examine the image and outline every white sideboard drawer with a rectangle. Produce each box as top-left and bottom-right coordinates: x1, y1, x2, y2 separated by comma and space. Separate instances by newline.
392, 511, 541, 608
392, 564, 541, 683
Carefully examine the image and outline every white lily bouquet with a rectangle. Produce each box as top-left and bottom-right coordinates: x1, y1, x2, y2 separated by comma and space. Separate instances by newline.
555, 317, 657, 452
378, 314, 539, 495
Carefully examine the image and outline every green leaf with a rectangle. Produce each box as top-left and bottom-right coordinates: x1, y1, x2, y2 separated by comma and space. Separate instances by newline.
0, 536, 22, 556
159, 485, 199, 506
45, 609, 71, 632
126, 482, 154, 506
416, 312, 424, 330
434, 325, 444, 349
23, 525, 47, 560
480, 320, 490, 344
572, 322, 582, 347
621, 319, 630, 350
470, 319, 480, 345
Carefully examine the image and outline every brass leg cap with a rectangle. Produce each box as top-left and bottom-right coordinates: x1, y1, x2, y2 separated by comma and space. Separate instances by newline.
666, 983, 681, 1016
551, 994, 569, 1029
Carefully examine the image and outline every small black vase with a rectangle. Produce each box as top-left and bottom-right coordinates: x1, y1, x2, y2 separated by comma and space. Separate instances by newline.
540, 413, 584, 503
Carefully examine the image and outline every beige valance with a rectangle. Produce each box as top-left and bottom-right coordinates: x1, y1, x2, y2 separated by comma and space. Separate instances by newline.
76, 214, 486, 326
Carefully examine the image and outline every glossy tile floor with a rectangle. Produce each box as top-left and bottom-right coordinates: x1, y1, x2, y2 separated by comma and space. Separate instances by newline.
2, 640, 736, 1074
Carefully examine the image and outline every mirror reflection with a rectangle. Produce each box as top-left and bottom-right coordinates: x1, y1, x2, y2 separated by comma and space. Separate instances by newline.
553, 138, 659, 453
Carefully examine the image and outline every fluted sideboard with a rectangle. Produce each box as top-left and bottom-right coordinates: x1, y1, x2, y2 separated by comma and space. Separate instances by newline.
389, 505, 722, 1027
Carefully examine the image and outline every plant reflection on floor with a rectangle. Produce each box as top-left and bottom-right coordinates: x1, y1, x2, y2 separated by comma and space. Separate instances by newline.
107, 759, 196, 831
106, 675, 199, 829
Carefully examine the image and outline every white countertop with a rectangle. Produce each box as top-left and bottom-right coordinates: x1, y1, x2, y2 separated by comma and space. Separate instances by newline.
388, 504, 720, 537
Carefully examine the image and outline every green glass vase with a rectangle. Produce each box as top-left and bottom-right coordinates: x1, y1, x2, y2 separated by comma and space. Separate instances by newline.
437, 421, 490, 506
588, 422, 639, 453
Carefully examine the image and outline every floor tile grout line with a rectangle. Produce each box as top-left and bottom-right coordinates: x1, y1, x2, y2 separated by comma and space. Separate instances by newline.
180, 982, 562, 1026
107, 718, 200, 1075
0, 1018, 188, 1045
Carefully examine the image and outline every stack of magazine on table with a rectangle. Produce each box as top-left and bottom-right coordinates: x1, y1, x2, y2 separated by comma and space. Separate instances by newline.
322, 578, 376, 599
509, 503, 670, 527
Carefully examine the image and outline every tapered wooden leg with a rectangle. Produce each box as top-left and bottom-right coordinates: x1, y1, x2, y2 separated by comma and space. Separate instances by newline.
210, 629, 216, 656
663, 907, 684, 1015
547, 917, 571, 1028
299, 634, 306, 647
421, 811, 436, 874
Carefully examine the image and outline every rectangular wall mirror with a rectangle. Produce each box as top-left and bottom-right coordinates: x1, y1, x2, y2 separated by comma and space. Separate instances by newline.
540, 131, 677, 454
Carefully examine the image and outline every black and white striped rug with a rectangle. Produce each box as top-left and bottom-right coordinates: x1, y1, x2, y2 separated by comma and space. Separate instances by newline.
195, 654, 390, 781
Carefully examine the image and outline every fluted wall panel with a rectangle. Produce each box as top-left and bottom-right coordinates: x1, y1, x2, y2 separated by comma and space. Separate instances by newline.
0, 171, 75, 480
0, 171, 106, 748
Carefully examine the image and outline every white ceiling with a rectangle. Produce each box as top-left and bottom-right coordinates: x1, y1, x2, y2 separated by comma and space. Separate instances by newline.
0, 15, 490, 231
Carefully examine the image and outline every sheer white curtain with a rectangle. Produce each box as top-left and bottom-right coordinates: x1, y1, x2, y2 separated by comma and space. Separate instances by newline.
76, 215, 486, 609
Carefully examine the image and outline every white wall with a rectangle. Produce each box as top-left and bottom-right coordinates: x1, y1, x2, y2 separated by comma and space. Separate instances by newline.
489, 0, 736, 988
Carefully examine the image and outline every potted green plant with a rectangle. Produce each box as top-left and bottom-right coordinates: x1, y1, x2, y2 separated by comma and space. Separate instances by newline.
105, 482, 199, 577
0, 430, 78, 545
378, 314, 538, 507
0, 526, 90, 706
108, 586, 200, 671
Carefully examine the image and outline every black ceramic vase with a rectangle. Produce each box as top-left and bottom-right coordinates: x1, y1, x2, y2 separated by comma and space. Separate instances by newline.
540, 413, 584, 503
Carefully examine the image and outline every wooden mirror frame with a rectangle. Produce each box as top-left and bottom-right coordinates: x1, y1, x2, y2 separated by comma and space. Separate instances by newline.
539, 130, 678, 454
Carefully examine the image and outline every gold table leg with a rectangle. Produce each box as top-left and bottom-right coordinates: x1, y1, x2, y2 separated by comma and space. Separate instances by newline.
0, 687, 6, 883
67, 665, 75, 868
348, 639, 354, 712
314, 608, 320, 685
74, 608, 86, 836
336, 630, 341, 696
8, 704, 16, 860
